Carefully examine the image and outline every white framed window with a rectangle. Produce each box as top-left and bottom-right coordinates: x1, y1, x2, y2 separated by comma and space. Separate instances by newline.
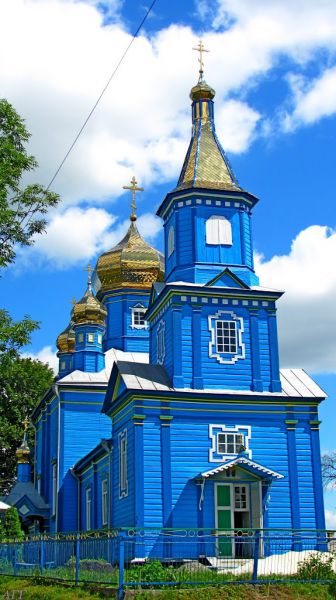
209, 424, 251, 462
119, 430, 128, 499
157, 320, 165, 365
86, 488, 92, 530
87, 333, 94, 343
168, 225, 175, 257
234, 485, 248, 510
101, 479, 108, 526
77, 332, 84, 343
216, 320, 237, 354
97, 333, 103, 345
218, 432, 244, 455
208, 310, 245, 364
206, 215, 232, 245
130, 304, 147, 329
52, 462, 57, 517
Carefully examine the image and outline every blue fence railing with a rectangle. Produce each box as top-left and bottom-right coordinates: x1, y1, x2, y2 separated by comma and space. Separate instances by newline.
0, 529, 335, 599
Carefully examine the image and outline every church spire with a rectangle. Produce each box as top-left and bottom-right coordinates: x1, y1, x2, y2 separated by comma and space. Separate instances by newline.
176, 41, 241, 192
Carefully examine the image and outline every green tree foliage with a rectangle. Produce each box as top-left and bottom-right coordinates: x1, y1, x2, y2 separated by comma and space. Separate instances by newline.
2, 507, 24, 541
0, 98, 59, 268
0, 355, 54, 494
0, 309, 38, 358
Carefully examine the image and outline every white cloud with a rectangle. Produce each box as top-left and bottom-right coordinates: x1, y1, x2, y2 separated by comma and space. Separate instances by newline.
14, 206, 163, 269
256, 226, 336, 373
283, 67, 336, 131
1, 0, 336, 213
325, 508, 336, 529
22, 345, 58, 373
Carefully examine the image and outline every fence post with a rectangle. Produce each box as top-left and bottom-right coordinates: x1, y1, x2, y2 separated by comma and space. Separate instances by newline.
118, 531, 125, 600
40, 537, 45, 576
252, 529, 260, 583
13, 543, 17, 577
75, 533, 80, 586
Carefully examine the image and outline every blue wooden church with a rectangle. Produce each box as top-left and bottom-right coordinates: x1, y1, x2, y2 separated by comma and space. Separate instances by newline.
7, 50, 327, 554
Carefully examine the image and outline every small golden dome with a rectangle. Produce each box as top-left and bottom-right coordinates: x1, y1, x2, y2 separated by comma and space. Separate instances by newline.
71, 285, 107, 326
56, 323, 75, 354
190, 80, 215, 101
95, 222, 164, 294
16, 418, 30, 464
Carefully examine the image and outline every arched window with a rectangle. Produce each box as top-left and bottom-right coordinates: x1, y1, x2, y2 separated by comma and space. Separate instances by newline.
206, 216, 232, 245
168, 225, 175, 257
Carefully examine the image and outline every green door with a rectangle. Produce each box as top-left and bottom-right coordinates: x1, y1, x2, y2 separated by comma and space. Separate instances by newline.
216, 485, 232, 557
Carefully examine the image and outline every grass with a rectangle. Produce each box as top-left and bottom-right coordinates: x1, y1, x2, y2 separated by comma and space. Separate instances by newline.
0, 577, 336, 599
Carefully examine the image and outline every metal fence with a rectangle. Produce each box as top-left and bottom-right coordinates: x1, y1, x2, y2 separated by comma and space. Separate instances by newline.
0, 529, 335, 599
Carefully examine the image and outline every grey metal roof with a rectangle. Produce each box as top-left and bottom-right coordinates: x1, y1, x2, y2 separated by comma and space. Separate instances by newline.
6, 482, 49, 512
114, 363, 326, 399
116, 361, 173, 392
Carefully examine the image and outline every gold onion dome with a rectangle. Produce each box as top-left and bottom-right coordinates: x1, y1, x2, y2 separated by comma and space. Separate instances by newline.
95, 176, 164, 293
71, 282, 107, 326
56, 323, 75, 354
190, 80, 215, 101
96, 221, 164, 293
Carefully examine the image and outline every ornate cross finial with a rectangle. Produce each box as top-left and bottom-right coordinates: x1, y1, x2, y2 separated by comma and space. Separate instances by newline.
22, 417, 29, 432
84, 264, 92, 290
193, 39, 209, 81
122, 176, 144, 222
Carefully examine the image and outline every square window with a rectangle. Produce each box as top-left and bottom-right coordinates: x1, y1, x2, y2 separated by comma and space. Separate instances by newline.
87, 333, 94, 343
131, 306, 147, 329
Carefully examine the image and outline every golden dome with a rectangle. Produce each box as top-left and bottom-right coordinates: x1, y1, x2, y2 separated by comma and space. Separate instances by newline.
95, 221, 164, 294
71, 285, 107, 325
56, 323, 75, 354
16, 418, 30, 464
190, 80, 215, 101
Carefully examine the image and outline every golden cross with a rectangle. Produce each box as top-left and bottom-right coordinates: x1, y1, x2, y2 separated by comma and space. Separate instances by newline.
193, 39, 209, 80
84, 263, 92, 287
123, 176, 144, 222
71, 297, 76, 306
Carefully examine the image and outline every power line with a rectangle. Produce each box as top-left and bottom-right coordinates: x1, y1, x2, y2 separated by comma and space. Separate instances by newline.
47, 0, 158, 190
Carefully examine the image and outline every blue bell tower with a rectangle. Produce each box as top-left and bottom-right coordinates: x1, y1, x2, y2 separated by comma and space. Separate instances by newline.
147, 57, 283, 393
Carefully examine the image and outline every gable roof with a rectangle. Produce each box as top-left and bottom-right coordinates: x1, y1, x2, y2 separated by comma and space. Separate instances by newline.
6, 481, 49, 516
206, 268, 250, 289
201, 457, 284, 480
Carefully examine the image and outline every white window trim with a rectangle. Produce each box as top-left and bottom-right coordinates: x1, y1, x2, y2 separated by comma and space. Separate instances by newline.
157, 319, 166, 365
87, 333, 94, 343
52, 462, 57, 517
119, 429, 128, 499
209, 424, 252, 462
130, 304, 148, 330
206, 215, 232, 246
208, 310, 245, 364
101, 479, 108, 526
168, 225, 175, 257
86, 487, 92, 530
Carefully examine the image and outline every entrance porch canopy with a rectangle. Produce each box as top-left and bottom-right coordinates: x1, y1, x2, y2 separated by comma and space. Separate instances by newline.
201, 457, 284, 481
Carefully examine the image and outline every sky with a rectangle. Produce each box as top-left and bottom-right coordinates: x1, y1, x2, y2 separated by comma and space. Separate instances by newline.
1, 0, 336, 526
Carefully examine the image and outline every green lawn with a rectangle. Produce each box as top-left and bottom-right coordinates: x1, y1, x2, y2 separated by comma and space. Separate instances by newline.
1, 578, 336, 599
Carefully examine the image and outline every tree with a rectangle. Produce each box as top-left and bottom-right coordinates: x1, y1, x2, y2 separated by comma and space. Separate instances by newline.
0, 355, 54, 495
0, 98, 59, 267
3, 507, 24, 540
322, 451, 336, 489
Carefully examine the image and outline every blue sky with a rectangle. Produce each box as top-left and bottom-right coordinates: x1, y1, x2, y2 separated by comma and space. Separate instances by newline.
1, 0, 336, 525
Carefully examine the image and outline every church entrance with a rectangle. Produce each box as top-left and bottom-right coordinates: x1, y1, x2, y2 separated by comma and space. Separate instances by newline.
215, 482, 260, 558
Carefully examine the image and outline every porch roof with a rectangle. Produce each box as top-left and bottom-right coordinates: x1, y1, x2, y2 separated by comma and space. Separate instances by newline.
200, 457, 284, 480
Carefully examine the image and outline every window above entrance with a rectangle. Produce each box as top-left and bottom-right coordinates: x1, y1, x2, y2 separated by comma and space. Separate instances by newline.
209, 424, 251, 462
